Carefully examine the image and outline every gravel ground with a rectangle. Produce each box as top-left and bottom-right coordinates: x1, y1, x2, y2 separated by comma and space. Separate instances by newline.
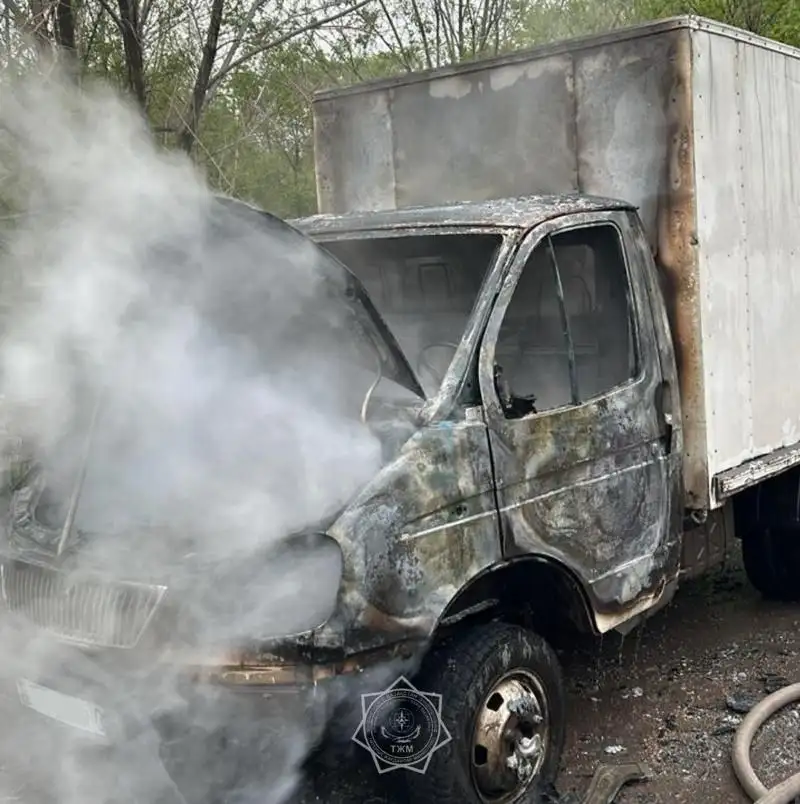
2, 545, 800, 804
556, 551, 800, 804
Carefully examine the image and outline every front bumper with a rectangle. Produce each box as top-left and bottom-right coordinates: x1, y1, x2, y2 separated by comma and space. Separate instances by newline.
0, 551, 428, 802
3, 638, 332, 804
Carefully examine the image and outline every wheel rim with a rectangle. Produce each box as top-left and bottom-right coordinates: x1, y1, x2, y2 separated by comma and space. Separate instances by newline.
470, 669, 550, 803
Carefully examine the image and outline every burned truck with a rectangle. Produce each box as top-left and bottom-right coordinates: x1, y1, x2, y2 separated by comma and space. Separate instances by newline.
4, 12, 800, 804
286, 13, 800, 802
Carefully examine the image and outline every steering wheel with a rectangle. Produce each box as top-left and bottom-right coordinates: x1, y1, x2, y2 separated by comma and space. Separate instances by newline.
416, 342, 459, 389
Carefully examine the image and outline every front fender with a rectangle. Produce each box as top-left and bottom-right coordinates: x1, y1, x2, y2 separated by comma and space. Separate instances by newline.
312, 420, 501, 655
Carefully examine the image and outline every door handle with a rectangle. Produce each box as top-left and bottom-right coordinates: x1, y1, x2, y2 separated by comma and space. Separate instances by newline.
661, 411, 674, 452
655, 380, 674, 454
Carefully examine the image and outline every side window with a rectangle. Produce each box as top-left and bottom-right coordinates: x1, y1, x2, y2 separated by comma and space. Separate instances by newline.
492, 224, 636, 420
551, 225, 636, 399
494, 241, 574, 417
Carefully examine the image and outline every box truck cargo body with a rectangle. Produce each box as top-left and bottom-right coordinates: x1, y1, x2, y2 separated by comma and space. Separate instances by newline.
309, 15, 800, 513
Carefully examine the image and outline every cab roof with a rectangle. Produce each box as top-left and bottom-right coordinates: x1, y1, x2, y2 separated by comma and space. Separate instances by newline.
289, 194, 633, 238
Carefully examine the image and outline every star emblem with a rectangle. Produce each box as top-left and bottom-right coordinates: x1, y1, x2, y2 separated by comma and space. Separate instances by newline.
351, 675, 452, 774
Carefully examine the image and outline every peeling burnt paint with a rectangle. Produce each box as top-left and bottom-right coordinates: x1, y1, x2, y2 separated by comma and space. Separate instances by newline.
302, 412, 503, 657
471, 208, 680, 630
290, 194, 632, 239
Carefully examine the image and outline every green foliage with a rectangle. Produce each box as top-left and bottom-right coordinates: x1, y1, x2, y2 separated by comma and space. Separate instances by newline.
514, 0, 800, 46
191, 41, 337, 217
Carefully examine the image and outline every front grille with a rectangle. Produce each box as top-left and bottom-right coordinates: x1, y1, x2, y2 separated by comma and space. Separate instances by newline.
0, 560, 166, 648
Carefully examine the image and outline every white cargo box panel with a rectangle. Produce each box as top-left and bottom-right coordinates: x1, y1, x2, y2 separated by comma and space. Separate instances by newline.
311, 16, 800, 510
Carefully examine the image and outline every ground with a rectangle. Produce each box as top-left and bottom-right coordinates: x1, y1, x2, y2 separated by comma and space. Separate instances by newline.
299, 547, 800, 803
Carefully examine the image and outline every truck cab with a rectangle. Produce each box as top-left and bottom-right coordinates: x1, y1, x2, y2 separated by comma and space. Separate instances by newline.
282, 193, 690, 803
293, 194, 687, 637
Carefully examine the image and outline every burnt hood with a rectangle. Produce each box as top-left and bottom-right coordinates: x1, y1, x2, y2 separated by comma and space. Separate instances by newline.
2, 196, 424, 562
211, 197, 424, 399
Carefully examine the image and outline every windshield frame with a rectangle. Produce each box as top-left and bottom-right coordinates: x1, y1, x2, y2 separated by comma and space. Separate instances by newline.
307, 225, 516, 414
209, 197, 427, 400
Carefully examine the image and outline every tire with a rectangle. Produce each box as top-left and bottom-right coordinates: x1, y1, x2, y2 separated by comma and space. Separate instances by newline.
742, 527, 800, 601
404, 622, 566, 804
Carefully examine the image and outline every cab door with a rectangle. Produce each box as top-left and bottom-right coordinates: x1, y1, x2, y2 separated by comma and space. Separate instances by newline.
477, 211, 677, 627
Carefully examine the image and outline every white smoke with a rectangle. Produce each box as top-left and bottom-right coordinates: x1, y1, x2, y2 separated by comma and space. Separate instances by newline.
0, 69, 393, 803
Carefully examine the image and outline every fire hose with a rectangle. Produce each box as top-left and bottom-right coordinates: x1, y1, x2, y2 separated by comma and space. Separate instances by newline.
732, 681, 800, 804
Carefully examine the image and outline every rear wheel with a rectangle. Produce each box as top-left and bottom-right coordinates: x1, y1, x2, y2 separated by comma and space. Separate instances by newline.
406, 622, 565, 803
742, 527, 800, 601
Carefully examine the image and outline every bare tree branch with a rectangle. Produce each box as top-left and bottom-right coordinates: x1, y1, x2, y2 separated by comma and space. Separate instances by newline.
408, 0, 433, 68
139, 0, 154, 30
24, 0, 53, 55
374, 0, 411, 68
82, 1, 106, 63
97, 0, 121, 29
210, 0, 270, 90
207, 0, 376, 93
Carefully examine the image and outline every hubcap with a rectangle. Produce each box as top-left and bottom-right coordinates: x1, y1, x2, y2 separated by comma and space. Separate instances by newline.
471, 669, 550, 802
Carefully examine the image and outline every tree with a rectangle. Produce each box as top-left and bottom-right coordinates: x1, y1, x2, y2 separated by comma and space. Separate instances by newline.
513, 0, 800, 46
0, 0, 378, 153
334, 0, 528, 71
677, 0, 800, 43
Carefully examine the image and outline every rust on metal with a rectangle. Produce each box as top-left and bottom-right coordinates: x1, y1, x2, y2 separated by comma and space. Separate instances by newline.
654, 28, 706, 510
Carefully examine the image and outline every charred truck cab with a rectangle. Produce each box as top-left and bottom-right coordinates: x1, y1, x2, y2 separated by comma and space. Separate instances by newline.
281, 196, 687, 801
7, 15, 800, 804
291, 197, 684, 645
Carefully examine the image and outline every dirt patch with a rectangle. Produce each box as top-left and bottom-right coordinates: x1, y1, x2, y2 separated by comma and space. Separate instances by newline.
300, 547, 800, 803
556, 549, 800, 803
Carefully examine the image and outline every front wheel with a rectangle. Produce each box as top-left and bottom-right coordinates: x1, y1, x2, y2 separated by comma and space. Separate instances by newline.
406, 623, 566, 804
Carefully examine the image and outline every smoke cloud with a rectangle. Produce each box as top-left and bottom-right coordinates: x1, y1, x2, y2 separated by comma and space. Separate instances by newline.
0, 69, 392, 803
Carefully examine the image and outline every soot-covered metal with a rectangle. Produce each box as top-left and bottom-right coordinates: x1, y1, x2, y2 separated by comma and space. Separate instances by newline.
279, 193, 683, 665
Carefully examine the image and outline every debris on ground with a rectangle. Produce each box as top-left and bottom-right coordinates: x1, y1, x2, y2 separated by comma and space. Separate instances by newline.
554, 552, 800, 804
764, 674, 791, 695
726, 692, 764, 715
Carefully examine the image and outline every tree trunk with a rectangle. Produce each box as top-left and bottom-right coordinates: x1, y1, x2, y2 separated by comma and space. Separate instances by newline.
116, 0, 146, 108
177, 0, 225, 153
55, 0, 78, 78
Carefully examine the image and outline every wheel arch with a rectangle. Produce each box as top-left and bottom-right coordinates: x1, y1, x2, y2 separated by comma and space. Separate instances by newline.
733, 466, 800, 532
433, 553, 599, 646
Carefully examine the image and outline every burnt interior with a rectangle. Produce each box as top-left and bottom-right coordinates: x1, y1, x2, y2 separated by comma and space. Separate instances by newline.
496, 223, 636, 417
321, 233, 502, 396
323, 225, 635, 415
